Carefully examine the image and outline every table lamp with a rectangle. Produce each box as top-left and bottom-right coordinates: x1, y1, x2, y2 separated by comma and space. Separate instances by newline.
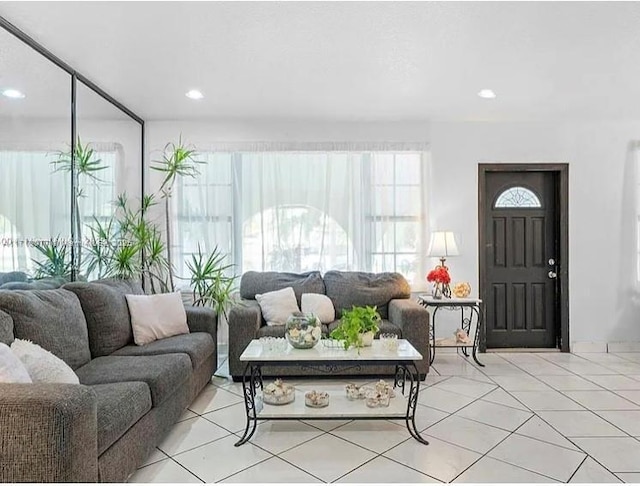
427, 231, 459, 268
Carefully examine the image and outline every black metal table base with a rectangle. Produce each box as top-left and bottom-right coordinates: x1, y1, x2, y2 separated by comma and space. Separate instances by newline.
424, 301, 485, 368
235, 361, 428, 447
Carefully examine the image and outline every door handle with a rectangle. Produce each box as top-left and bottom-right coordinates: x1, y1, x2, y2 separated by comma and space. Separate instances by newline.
548, 271, 557, 279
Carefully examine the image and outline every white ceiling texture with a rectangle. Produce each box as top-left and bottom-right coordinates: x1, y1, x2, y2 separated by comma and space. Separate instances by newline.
1, 1, 640, 122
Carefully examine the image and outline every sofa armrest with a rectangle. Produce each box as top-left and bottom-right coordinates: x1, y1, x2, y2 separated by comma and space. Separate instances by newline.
185, 305, 218, 338
388, 299, 430, 377
0, 383, 98, 482
228, 299, 263, 379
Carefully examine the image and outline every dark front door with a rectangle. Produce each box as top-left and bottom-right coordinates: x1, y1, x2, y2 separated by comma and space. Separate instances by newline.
483, 171, 559, 348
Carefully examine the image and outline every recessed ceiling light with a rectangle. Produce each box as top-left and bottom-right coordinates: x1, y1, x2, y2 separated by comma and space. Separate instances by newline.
2, 88, 25, 99
478, 89, 496, 99
185, 89, 204, 100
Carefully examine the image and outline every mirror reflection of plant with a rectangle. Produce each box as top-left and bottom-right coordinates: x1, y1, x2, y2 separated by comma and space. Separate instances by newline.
84, 193, 171, 293
51, 137, 108, 272
31, 238, 73, 280
151, 135, 204, 290
185, 244, 237, 319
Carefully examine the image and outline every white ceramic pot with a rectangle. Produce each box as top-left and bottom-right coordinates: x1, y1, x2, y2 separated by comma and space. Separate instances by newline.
360, 330, 374, 347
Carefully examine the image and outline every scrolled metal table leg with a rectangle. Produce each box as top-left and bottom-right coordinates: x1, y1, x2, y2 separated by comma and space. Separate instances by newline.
429, 308, 437, 365
402, 363, 429, 445
471, 306, 485, 367
235, 364, 261, 446
461, 307, 470, 357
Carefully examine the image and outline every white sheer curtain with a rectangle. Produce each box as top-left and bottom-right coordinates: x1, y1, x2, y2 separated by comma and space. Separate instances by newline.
0, 144, 118, 275
174, 143, 430, 289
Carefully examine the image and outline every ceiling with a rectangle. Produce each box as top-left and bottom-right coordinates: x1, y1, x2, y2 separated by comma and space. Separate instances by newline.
1, 1, 640, 122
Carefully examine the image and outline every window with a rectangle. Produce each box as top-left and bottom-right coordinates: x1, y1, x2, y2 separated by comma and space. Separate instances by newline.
174, 149, 428, 287
494, 186, 542, 208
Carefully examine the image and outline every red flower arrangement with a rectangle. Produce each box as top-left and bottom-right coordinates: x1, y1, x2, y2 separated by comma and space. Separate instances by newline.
426, 266, 451, 284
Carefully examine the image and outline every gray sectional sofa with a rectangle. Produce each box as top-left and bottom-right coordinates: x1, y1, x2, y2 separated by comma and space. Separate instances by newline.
228, 270, 430, 380
0, 279, 217, 483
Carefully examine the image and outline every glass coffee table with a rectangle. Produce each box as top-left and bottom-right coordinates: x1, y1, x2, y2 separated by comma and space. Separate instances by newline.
235, 339, 428, 446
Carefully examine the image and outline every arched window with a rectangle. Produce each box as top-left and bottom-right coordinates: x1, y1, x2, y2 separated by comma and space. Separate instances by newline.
494, 186, 542, 208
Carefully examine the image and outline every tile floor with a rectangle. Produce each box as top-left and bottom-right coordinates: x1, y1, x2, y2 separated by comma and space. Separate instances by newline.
129, 350, 640, 483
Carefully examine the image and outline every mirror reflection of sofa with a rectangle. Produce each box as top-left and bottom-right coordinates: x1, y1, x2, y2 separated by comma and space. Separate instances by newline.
228, 270, 430, 381
0, 279, 217, 483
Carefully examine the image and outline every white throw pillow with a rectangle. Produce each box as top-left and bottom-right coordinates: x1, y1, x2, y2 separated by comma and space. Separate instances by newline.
301, 293, 335, 324
255, 287, 300, 326
11, 339, 79, 384
125, 292, 189, 346
0, 342, 32, 383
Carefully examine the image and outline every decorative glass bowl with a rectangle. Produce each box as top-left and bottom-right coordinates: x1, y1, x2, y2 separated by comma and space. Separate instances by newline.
305, 390, 330, 408
263, 379, 295, 405
259, 336, 288, 353
380, 333, 399, 352
285, 312, 322, 349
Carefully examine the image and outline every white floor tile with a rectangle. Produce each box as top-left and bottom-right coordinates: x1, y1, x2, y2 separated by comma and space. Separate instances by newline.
418, 387, 477, 413
177, 409, 199, 422
384, 436, 481, 482
489, 374, 551, 391
173, 435, 272, 483
139, 448, 168, 468
536, 374, 603, 391
583, 374, 640, 390
599, 362, 640, 374
188, 385, 243, 414
246, 420, 324, 454
572, 437, 640, 472
488, 434, 585, 481
389, 404, 450, 432
300, 419, 352, 431
617, 473, 640, 482
201, 403, 251, 434
337, 456, 440, 483
511, 390, 584, 411
538, 410, 627, 437
615, 390, 640, 406
481, 363, 529, 376
596, 410, 640, 436
454, 456, 556, 483
128, 459, 202, 483
422, 374, 451, 388
480, 388, 530, 411
569, 457, 621, 483
279, 434, 376, 483
425, 415, 509, 453
157, 417, 230, 456
515, 416, 581, 451
456, 399, 533, 431
553, 362, 617, 375
516, 363, 573, 376
220, 456, 320, 483
564, 390, 640, 410
430, 376, 497, 399
331, 420, 411, 453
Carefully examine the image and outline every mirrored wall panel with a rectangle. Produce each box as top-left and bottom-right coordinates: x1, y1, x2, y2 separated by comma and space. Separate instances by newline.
75, 80, 143, 280
0, 25, 72, 288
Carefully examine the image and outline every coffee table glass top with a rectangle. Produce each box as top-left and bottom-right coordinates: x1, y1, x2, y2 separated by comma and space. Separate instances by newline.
239, 338, 422, 362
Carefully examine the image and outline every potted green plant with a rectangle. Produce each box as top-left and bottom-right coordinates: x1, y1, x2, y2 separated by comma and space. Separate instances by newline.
329, 305, 381, 350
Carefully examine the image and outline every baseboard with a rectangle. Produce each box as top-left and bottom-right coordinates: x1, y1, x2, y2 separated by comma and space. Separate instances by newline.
571, 342, 608, 353
607, 342, 640, 353
571, 341, 640, 353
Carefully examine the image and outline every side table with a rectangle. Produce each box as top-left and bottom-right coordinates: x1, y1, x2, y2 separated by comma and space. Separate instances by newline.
418, 296, 485, 367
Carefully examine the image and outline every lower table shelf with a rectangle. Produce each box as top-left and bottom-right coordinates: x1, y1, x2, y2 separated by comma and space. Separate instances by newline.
256, 384, 407, 419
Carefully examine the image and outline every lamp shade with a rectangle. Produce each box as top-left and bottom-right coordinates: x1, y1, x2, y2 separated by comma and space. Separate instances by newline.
427, 231, 460, 258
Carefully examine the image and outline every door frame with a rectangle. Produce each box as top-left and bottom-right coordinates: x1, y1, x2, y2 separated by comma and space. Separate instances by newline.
478, 163, 569, 352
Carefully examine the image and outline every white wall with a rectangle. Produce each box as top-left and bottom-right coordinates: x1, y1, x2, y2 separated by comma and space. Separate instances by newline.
146, 119, 640, 350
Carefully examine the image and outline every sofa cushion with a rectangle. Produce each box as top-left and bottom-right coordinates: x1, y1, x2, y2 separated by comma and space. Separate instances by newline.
257, 323, 329, 338
0, 310, 13, 345
0, 289, 91, 370
63, 279, 144, 358
126, 292, 189, 345
240, 271, 325, 307
75, 354, 191, 406
328, 319, 402, 338
92, 381, 152, 455
324, 271, 411, 319
110, 333, 214, 370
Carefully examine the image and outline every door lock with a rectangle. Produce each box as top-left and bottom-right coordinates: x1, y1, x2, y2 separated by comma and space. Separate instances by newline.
548, 271, 557, 279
